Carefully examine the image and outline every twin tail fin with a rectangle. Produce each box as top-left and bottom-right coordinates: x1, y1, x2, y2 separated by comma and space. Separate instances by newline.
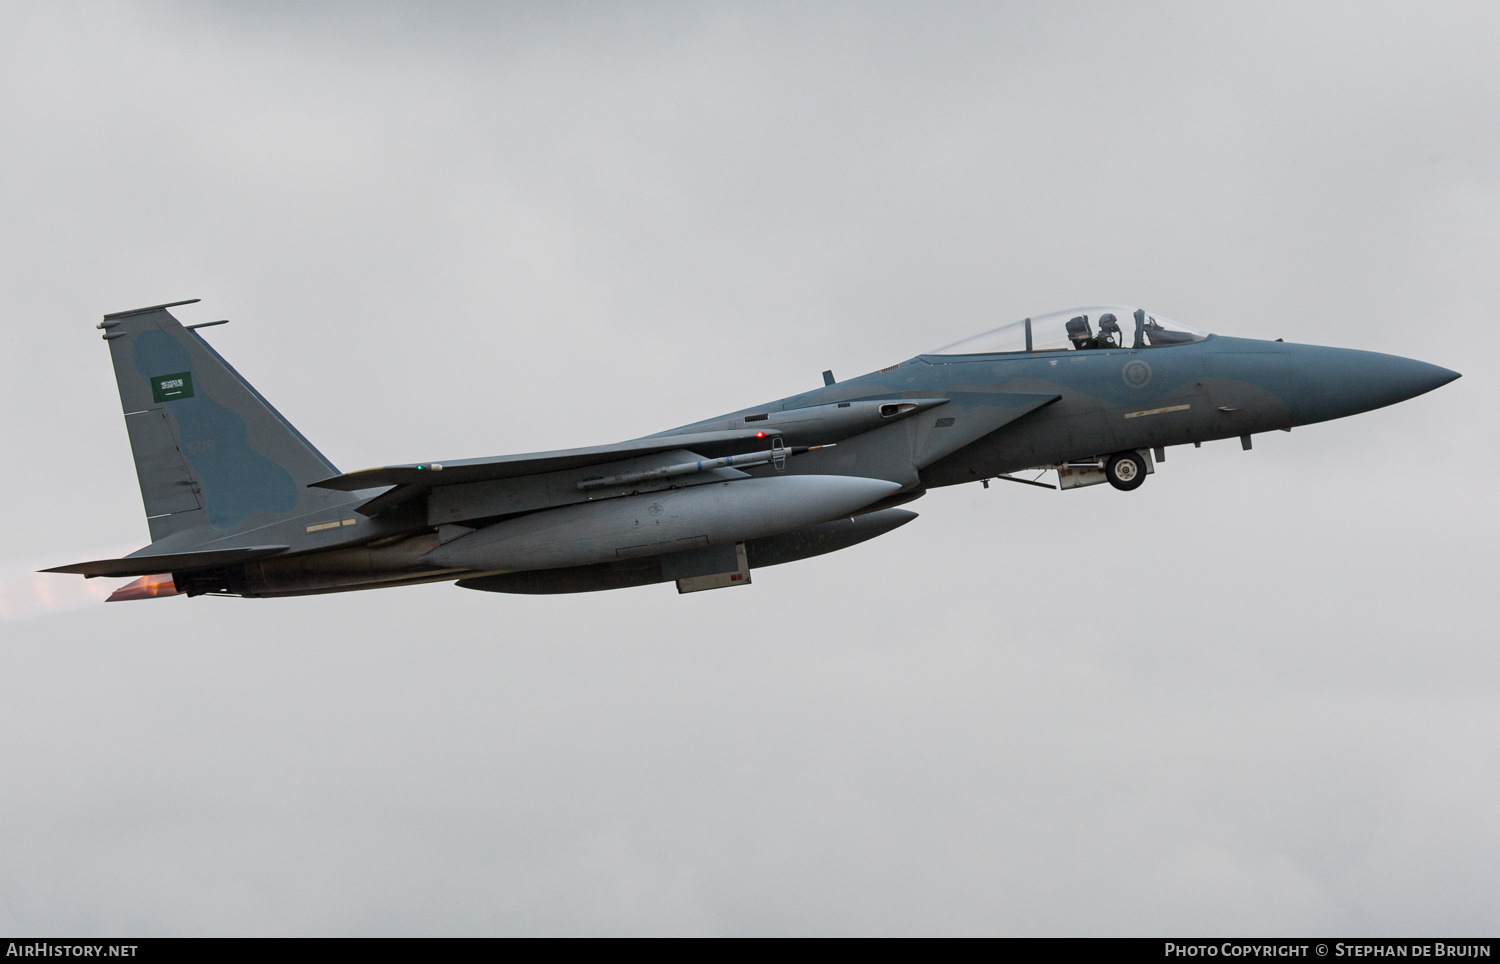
99, 300, 342, 542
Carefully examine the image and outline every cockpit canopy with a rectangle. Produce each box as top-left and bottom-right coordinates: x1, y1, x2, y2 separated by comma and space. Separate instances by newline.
929, 307, 1209, 356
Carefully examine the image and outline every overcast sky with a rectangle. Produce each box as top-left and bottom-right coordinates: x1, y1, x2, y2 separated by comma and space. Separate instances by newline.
1, 0, 1496, 936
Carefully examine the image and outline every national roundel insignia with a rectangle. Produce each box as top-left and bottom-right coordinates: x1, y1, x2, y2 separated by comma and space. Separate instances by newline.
1121, 360, 1152, 388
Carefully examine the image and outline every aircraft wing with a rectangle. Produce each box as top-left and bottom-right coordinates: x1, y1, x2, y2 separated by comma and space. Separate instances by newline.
310, 428, 783, 491
42, 545, 290, 577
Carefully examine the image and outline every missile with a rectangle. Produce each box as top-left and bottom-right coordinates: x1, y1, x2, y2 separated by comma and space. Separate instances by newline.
424, 474, 901, 573
576, 444, 831, 491
695, 397, 951, 445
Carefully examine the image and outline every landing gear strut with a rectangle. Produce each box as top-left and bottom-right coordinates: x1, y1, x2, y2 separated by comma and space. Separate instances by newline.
1105, 451, 1147, 491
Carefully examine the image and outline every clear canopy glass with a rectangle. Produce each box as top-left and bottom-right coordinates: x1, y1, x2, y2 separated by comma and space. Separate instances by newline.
928, 307, 1209, 355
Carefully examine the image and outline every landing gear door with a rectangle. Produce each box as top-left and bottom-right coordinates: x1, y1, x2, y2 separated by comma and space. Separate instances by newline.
1057, 461, 1108, 490
1056, 449, 1155, 490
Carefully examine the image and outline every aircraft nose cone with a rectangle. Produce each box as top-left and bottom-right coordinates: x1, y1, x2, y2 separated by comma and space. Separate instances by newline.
1288, 344, 1460, 425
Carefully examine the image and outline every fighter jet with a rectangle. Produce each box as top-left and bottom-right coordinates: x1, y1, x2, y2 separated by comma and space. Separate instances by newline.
47, 300, 1459, 600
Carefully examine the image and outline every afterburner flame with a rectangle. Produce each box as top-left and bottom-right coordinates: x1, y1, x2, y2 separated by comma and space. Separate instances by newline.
106, 573, 181, 603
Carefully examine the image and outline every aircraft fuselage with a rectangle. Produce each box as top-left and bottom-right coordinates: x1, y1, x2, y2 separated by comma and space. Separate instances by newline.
52, 303, 1459, 599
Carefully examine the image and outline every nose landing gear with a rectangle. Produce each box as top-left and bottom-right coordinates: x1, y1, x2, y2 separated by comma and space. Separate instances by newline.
1105, 451, 1147, 491
1036, 449, 1157, 491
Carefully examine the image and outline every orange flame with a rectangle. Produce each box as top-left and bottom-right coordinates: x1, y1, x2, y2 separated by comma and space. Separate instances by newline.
106, 573, 181, 603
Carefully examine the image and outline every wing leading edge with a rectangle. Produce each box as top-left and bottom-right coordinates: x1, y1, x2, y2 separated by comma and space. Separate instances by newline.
309, 427, 785, 492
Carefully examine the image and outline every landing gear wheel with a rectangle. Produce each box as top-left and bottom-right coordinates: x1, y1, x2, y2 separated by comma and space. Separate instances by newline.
1105, 451, 1147, 491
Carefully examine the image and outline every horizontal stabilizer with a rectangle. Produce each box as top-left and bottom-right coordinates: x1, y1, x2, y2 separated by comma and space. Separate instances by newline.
311, 428, 785, 491
43, 545, 289, 578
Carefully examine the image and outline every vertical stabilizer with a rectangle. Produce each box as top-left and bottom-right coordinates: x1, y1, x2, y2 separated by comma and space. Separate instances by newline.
99, 300, 343, 542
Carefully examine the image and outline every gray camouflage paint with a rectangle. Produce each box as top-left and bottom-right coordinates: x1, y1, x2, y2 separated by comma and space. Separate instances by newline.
131, 329, 299, 529
50, 305, 1458, 597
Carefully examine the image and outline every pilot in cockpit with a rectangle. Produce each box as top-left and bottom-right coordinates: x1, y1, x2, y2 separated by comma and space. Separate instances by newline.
1066, 315, 1093, 350
1096, 313, 1123, 349
1067, 313, 1125, 350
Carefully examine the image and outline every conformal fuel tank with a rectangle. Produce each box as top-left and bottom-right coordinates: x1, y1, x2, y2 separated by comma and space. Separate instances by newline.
424, 475, 900, 573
